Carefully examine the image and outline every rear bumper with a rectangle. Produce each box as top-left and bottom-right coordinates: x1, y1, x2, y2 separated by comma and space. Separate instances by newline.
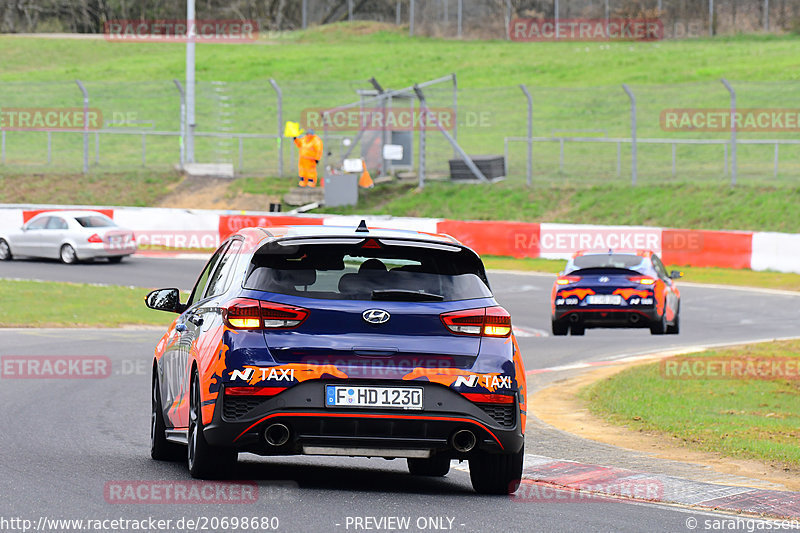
202, 380, 524, 457
553, 306, 659, 328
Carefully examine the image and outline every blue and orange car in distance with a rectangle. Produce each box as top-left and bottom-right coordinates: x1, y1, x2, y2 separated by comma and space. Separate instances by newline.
145, 222, 526, 494
550, 250, 682, 336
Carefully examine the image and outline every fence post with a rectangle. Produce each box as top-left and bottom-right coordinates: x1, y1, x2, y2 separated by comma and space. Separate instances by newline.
671, 143, 676, 177
721, 78, 737, 186
269, 79, 284, 176
457, 0, 463, 38
520, 84, 533, 186
396, 1, 401, 26
410, 0, 415, 36
302, 0, 308, 29
773, 143, 778, 177
622, 84, 637, 186
348, 0, 353, 21
452, 73, 458, 155
554, 0, 559, 40
709, 0, 714, 36
763, 0, 770, 30
505, 0, 512, 40
418, 111, 426, 188
173, 79, 186, 168
186, 0, 196, 164
75, 80, 89, 173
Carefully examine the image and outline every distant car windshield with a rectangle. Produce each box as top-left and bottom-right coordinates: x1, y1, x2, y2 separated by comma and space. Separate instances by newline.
74, 215, 115, 228
567, 254, 646, 272
244, 239, 492, 302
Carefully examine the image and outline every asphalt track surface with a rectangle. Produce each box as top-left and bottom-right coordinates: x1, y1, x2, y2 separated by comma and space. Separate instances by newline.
2, 257, 800, 532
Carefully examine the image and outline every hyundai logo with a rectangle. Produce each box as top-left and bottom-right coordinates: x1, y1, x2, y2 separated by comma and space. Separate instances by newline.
362, 309, 390, 324
599, 276, 610, 283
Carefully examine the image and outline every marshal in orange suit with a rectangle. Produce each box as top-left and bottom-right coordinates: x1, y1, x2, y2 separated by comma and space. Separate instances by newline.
293, 130, 324, 187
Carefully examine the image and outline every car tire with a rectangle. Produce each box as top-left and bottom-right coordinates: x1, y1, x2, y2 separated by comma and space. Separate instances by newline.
0, 239, 12, 261
108, 256, 124, 264
469, 444, 524, 495
570, 325, 585, 336
552, 321, 568, 336
650, 312, 667, 335
666, 309, 680, 335
60, 244, 78, 264
188, 370, 237, 479
151, 370, 183, 461
407, 455, 451, 477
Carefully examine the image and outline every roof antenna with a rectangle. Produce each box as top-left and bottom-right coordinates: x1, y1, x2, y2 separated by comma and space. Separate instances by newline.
356, 220, 369, 233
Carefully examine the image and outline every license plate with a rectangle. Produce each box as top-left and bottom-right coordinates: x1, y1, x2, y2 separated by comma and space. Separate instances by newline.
325, 385, 423, 410
587, 294, 622, 305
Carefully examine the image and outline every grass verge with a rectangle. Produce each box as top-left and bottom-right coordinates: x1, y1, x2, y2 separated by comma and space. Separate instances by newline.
580, 339, 800, 467
320, 182, 800, 233
0, 170, 182, 207
0, 279, 172, 327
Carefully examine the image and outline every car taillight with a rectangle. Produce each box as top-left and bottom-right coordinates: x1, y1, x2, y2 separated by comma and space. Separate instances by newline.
223, 298, 308, 330
628, 276, 657, 285
225, 386, 286, 396
555, 276, 581, 285
87, 233, 103, 243
441, 306, 512, 338
461, 392, 515, 404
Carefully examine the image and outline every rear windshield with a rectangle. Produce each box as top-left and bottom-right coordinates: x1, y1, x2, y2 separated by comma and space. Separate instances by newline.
244, 239, 492, 302
74, 215, 115, 228
567, 254, 646, 272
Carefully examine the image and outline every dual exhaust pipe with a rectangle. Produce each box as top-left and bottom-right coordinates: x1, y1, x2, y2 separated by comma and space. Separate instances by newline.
265, 423, 478, 453
451, 429, 477, 453
264, 423, 290, 447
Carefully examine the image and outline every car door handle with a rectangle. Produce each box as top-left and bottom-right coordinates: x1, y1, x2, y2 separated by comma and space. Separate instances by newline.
175, 323, 188, 333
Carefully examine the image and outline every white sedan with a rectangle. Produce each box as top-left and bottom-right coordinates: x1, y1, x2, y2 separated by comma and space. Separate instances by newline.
0, 210, 136, 264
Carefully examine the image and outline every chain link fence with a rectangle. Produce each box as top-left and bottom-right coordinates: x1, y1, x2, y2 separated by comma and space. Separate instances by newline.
2, 78, 800, 185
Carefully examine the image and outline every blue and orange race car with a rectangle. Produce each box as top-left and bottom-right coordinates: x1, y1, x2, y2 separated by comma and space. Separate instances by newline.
146, 222, 526, 494
550, 250, 682, 336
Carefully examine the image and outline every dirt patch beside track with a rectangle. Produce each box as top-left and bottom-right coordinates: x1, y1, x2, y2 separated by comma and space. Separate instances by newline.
531, 360, 800, 491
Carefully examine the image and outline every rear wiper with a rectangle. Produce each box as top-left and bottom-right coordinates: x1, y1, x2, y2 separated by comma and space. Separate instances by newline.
371, 289, 444, 302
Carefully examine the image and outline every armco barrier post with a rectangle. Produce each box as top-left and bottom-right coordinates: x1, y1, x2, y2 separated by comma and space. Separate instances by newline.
75, 80, 89, 174
269, 79, 284, 177
721, 78, 737, 186
520, 84, 533, 186
622, 84, 637, 186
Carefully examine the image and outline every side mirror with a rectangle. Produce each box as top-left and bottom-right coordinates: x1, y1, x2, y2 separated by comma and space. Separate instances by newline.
145, 288, 185, 313
669, 270, 684, 280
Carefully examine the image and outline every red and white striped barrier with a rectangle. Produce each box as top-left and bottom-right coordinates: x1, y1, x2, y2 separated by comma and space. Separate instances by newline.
1, 205, 798, 274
